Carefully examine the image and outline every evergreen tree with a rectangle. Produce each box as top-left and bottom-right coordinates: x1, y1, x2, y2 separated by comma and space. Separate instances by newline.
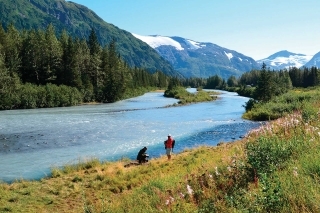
309, 66, 319, 86
0, 43, 20, 109
205, 75, 223, 89
42, 24, 61, 84
3, 24, 21, 75
288, 67, 303, 87
87, 28, 101, 92
20, 29, 45, 84
102, 40, 127, 102
238, 69, 260, 86
254, 63, 273, 102
58, 32, 82, 88
227, 75, 238, 87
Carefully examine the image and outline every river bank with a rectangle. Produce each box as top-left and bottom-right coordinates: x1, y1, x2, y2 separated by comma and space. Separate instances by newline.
1, 109, 319, 212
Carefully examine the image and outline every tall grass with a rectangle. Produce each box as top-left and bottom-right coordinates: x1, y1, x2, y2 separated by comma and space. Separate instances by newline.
243, 88, 320, 121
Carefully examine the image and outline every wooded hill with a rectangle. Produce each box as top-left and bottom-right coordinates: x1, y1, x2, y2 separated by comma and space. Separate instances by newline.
0, 24, 175, 110
0, 0, 179, 76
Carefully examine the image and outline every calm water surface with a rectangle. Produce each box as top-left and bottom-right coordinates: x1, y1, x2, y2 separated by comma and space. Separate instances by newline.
0, 89, 261, 182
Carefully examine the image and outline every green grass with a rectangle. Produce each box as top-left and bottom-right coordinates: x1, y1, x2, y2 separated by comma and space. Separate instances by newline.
243, 88, 320, 121
164, 86, 218, 105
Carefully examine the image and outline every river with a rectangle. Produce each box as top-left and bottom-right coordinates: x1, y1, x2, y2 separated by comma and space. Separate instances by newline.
0, 89, 261, 183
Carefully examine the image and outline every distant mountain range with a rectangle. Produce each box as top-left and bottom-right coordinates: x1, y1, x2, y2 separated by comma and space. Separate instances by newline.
303, 52, 320, 68
133, 34, 259, 78
257, 50, 314, 70
1, 0, 319, 79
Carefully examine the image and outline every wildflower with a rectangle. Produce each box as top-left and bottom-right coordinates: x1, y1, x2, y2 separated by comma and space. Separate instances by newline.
178, 192, 185, 198
215, 166, 220, 175
187, 184, 193, 195
293, 167, 298, 177
208, 174, 213, 178
165, 199, 170, 205
227, 166, 232, 172
165, 196, 174, 205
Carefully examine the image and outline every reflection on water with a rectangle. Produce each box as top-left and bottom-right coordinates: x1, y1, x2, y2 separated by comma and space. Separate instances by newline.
0, 89, 260, 182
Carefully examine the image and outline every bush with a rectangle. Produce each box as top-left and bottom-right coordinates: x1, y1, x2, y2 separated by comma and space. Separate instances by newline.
245, 136, 294, 175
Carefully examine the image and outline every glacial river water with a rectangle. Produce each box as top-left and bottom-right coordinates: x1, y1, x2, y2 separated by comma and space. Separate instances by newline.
0, 89, 261, 183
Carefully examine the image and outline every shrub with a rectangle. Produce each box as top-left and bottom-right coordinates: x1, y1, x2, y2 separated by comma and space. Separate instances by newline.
245, 136, 294, 175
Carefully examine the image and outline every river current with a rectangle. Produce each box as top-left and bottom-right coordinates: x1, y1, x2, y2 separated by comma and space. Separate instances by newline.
0, 89, 261, 183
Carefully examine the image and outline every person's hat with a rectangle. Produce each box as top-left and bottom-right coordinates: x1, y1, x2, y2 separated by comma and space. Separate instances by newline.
168, 134, 171, 137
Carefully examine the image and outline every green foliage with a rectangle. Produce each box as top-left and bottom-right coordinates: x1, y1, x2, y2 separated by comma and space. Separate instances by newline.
243, 98, 257, 111
254, 63, 274, 102
0, 83, 82, 110
204, 74, 227, 90
164, 86, 217, 105
243, 88, 320, 121
246, 137, 294, 175
301, 101, 318, 123
227, 75, 238, 87
0, 23, 176, 110
237, 85, 255, 97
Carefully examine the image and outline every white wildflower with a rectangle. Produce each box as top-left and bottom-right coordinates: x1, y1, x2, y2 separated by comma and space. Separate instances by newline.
179, 192, 185, 198
215, 166, 220, 175
293, 167, 298, 177
187, 184, 193, 195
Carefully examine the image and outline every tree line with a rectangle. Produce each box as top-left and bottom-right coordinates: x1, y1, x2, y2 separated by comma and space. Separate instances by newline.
0, 24, 170, 110
182, 63, 320, 100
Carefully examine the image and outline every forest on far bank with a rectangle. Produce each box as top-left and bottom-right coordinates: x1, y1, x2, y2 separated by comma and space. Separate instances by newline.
1, 23, 320, 113
0, 24, 172, 110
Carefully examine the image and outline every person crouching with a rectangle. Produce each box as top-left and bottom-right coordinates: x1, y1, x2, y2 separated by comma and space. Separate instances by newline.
137, 147, 149, 164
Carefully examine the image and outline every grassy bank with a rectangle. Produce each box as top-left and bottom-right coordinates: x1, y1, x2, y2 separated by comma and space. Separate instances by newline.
243, 87, 320, 121
164, 87, 218, 105
1, 111, 319, 212
1, 88, 319, 212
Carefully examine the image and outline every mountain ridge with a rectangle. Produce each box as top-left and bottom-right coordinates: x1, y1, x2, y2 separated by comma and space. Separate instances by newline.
257, 50, 313, 70
133, 34, 259, 78
303, 51, 320, 68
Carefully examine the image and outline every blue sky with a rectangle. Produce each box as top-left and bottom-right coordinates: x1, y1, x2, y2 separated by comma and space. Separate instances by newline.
68, 0, 320, 60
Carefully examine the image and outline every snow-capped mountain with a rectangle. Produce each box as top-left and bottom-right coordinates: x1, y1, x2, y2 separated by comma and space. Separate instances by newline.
303, 51, 320, 68
132, 34, 259, 78
257, 50, 313, 70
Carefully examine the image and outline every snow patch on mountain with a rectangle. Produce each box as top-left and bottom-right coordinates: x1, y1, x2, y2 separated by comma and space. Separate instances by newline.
132, 33, 184, 50
185, 39, 204, 49
268, 55, 312, 68
257, 50, 313, 69
224, 51, 233, 60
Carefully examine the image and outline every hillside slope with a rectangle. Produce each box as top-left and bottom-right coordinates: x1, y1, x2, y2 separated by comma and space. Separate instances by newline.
0, 0, 179, 76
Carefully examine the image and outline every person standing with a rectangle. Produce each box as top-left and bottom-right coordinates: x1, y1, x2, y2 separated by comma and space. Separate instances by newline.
164, 134, 175, 160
